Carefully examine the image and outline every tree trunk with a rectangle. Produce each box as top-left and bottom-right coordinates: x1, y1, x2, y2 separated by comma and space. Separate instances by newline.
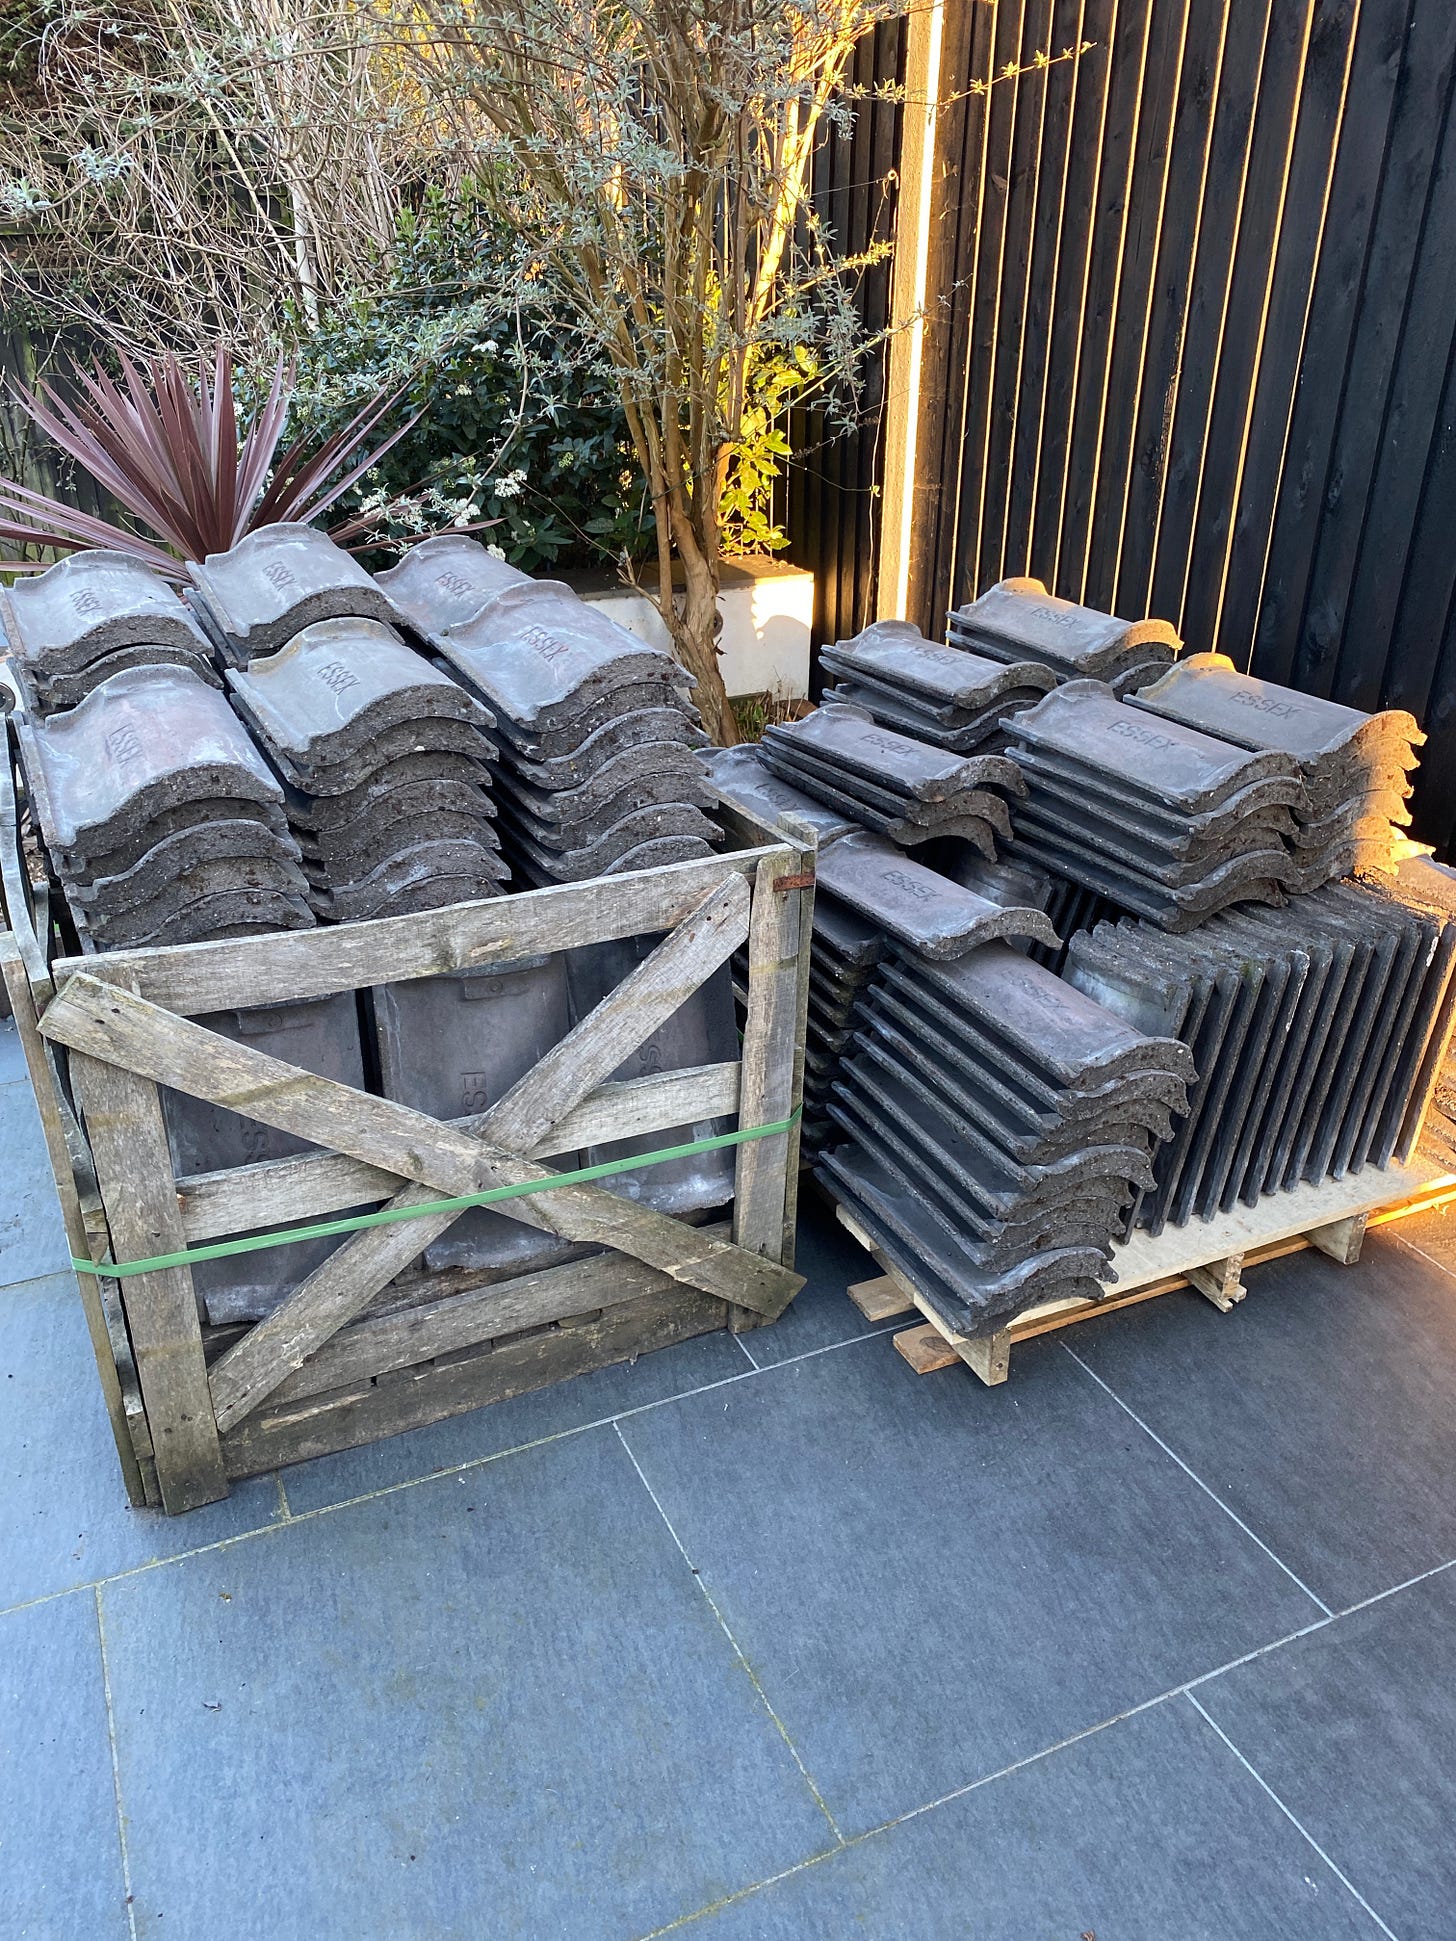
670, 550, 738, 746
649, 504, 739, 746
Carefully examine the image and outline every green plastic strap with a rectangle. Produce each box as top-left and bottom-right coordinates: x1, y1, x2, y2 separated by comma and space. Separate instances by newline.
74, 1107, 802, 1281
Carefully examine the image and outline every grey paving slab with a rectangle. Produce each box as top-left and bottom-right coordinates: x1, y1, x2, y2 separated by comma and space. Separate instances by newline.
618, 1330, 1321, 1836
1197, 1565, 1456, 1941
0, 1017, 26, 1087
1070, 1231, 1456, 1609
0, 1591, 132, 1941
280, 1323, 755, 1515
685, 1696, 1377, 1941
0, 1077, 72, 1288
102, 1427, 832, 1940
0, 1271, 283, 1610
739, 1198, 883, 1367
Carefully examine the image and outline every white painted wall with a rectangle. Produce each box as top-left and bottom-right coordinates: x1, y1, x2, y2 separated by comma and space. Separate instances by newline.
578, 556, 814, 698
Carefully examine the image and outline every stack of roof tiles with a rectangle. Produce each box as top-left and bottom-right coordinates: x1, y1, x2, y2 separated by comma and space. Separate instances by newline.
759, 702, 1027, 855
700, 745, 1062, 1150
1, 550, 219, 714
817, 619, 1057, 753
1128, 653, 1422, 891
165, 991, 371, 1326
226, 615, 504, 921
816, 945, 1194, 1338
947, 577, 1180, 695
188, 522, 409, 664
16, 662, 312, 949
387, 539, 719, 886
368, 950, 596, 1280
1065, 860, 1456, 1233
1001, 680, 1306, 928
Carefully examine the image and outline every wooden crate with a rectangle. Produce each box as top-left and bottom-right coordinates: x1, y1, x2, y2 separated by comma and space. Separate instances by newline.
836, 1157, 1456, 1387
0, 729, 813, 1513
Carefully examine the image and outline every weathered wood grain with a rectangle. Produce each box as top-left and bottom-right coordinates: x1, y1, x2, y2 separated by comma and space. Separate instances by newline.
175, 1063, 742, 1242
264, 1231, 728, 1405
477, 872, 748, 1154
41, 951, 802, 1432
731, 850, 811, 1317
219, 1283, 727, 1479
203, 878, 776, 1426
51, 847, 784, 1016
66, 1048, 227, 1512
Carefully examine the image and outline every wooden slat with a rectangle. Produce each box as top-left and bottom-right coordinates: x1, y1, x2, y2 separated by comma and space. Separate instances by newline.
198, 877, 764, 1428
220, 1283, 727, 1480
904, 0, 991, 621
953, 0, 1030, 604
1325, 137, 1456, 709
203, 878, 774, 1428
1291, 4, 1456, 701
66, 1049, 226, 1513
1181, 0, 1315, 656
1111, 0, 1230, 620
40, 967, 800, 1433
982, 0, 1056, 586
1079, 0, 1189, 609
1057, 0, 1159, 598
1143, 0, 1271, 634
1213, 0, 1359, 665
49, 847, 779, 1016
1003, 0, 1089, 581
1250, 0, 1411, 686
847, 1273, 916, 1323
0, 723, 49, 998
478, 873, 747, 1154
731, 849, 811, 1323
175, 1063, 743, 1243
893, 1322, 962, 1374
1033, 0, 1116, 586
262, 1229, 730, 1407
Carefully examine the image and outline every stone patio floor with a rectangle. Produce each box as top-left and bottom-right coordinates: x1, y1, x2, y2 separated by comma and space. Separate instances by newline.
4, 1010, 1456, 1939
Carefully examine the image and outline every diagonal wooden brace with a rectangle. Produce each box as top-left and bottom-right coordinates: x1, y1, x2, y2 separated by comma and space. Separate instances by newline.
42, 877, 802, 1430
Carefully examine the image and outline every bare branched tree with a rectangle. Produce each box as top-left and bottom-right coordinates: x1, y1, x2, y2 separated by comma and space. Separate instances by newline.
2, 0, 912, 740
0, 0, 435, 359
387, 0, 908, 743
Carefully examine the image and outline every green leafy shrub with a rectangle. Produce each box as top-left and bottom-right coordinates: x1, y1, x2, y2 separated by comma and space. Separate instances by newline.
281, 192, 651, 574
283, 189, 806, 575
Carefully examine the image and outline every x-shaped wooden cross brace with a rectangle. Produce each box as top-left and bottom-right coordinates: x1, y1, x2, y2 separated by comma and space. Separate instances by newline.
42, 870, 804, 1509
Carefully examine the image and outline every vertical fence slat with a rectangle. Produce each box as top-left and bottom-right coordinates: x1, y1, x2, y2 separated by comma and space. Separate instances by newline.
1214, 0, 1361, 669
984, 0, 1058, 587
1251, 0, 1415, 688
1111, 0, 1231, 621
1289, 0, 1456, 700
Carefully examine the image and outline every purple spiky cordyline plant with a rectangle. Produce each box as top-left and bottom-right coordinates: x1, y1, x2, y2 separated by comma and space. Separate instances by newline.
0, 344, 425, 580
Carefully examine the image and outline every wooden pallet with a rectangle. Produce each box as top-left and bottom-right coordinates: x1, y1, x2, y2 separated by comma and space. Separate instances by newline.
838, 1157, 1456, 1386
1, 730, 815, 1513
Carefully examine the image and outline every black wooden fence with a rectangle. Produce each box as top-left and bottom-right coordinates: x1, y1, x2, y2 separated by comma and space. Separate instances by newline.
785, 16, 905, 663
790, 0, 1456, 855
